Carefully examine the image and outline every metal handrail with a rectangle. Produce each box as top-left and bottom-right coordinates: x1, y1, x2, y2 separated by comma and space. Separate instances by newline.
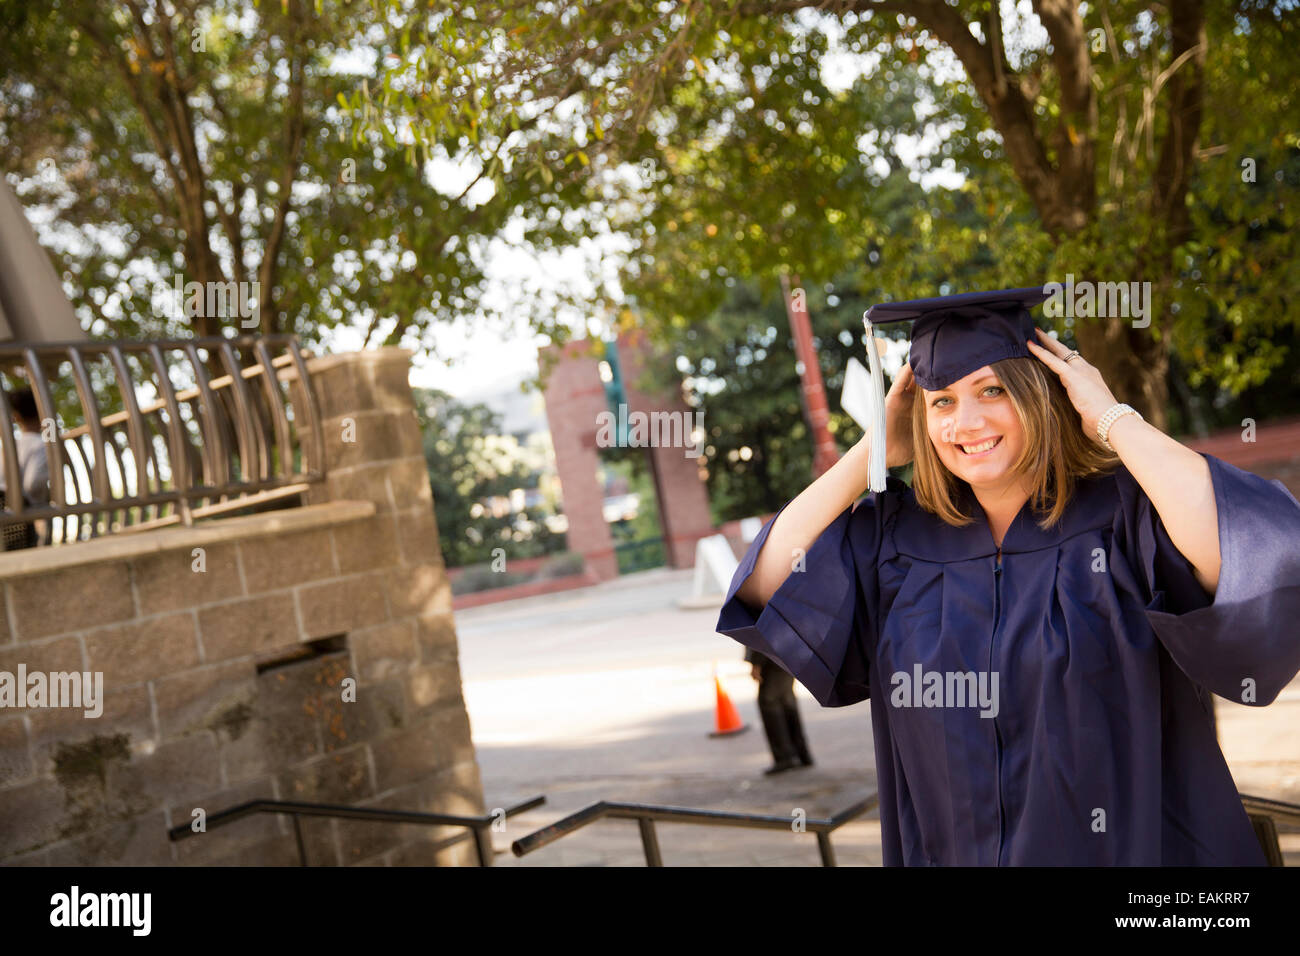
511, 794, 879, 866
0, 334, 325, 544
1242, 792, 1300, 866
1241, 793, 1300, 828
511, 793, 1288, 867
167, 795, 546, 866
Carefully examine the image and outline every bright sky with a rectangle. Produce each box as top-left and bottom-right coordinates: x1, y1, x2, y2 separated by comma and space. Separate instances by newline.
319, 224, 629, 401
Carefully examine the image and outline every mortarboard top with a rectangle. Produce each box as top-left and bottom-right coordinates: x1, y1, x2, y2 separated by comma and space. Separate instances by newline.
865, 286, 1051, 391
853, 286, 1051, 492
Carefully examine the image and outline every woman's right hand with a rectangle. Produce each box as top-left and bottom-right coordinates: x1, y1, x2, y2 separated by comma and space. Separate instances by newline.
883, 361, 917, 468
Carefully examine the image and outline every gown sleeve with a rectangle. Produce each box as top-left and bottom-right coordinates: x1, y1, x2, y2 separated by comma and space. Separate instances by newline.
1124, 453, 1300, 706
715, 479, 898, 707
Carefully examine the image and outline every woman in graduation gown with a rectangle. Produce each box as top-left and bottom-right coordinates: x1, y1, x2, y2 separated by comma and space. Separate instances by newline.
717, 299, 1300, 866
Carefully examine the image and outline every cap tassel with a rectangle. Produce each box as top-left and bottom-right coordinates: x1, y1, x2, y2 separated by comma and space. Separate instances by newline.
862, 313, 888, 493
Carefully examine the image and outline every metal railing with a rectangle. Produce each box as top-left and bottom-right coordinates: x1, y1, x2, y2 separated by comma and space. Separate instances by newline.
1242, 793, 1300, 867
164, 790, 1286, 866
167, 795, 546, 866
0, 335, 325, 544
511, 795, 879, 866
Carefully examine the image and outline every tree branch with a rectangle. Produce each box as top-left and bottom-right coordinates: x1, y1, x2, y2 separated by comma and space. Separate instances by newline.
123, 0, 225, 333
1031, 0, 1097, 224
1149, 0, 1205, 246
257, 2, 309, 334
907, 0, 1064, 231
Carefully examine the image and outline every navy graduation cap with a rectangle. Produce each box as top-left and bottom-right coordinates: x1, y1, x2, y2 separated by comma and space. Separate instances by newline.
855, 286, 1051, 491
866, 286, 1050, 391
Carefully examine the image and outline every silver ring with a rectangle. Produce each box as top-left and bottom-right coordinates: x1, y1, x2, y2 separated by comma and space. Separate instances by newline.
1064, 350, 1082, 363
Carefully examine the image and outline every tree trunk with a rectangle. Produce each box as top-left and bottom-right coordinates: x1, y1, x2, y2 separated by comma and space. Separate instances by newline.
1075, 0, 1205, 435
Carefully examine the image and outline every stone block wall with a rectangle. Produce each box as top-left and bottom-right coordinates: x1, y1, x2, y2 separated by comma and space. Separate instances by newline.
0, 348, 485, 866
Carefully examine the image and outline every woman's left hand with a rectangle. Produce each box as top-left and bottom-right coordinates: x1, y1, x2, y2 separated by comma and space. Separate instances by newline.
1025, 327, 1121, 440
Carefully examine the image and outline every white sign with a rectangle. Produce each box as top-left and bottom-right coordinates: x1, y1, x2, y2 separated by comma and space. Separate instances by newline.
840, 355, 874, 433
678, 534, 741, 608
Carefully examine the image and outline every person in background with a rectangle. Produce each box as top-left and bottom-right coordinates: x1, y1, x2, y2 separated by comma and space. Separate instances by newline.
747, 646, 814, 775
0, 387, 51, 549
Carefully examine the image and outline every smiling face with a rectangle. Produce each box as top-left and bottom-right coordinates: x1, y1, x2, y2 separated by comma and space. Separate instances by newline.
922, 365, 1027, 493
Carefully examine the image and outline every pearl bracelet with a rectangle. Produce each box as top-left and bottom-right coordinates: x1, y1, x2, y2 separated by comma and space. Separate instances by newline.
1097, 403, 1142, 451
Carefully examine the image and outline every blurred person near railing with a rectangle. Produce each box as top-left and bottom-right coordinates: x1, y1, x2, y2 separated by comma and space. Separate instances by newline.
0, 386, 50, 549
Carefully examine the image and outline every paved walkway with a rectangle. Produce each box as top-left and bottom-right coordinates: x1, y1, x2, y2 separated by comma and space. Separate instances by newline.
455, 568, 1300, 866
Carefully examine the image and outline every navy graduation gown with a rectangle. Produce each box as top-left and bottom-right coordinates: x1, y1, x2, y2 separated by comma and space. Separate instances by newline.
716, 454, 1300, 866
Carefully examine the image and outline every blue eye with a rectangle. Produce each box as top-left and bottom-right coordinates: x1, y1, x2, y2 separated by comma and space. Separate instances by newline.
983, 386, 1004, 397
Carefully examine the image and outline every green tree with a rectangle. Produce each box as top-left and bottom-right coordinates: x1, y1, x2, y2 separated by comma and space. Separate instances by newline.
0, 0, 588, 346
651, 279, 823, 521
415, 387, 564, 568
599, 445, 666, 571
368, 2, 1300, 428
627, 152, 1007, 520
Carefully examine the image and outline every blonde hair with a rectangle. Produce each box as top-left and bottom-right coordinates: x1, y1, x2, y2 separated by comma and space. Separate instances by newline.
910, 356, 1120, 529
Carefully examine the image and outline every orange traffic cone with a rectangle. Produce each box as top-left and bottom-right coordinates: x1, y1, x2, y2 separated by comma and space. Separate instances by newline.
709, 670, 749, 737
